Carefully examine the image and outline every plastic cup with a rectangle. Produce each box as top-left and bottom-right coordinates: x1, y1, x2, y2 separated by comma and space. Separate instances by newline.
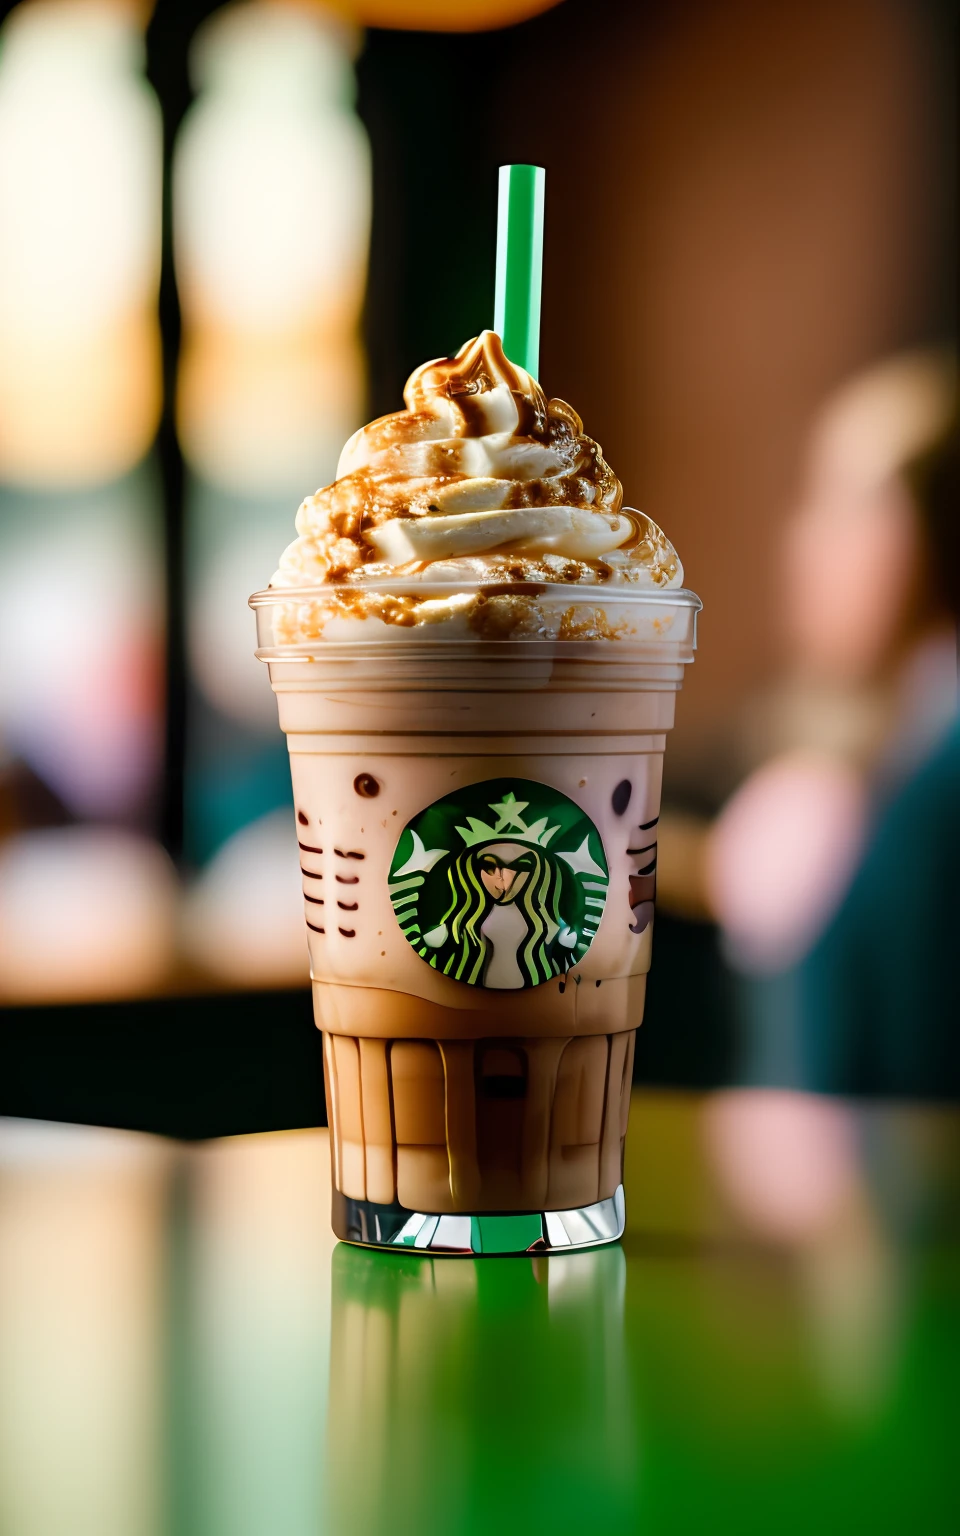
251, 582, 700, 1254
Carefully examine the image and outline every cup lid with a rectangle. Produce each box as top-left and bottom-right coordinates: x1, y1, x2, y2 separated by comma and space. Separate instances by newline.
250, 581, 702, 662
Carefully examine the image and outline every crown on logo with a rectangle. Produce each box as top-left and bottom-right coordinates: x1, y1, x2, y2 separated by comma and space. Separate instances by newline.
455, 792, 560, 850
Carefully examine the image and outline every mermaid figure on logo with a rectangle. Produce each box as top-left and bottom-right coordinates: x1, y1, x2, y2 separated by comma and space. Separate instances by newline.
425, 840, 577, 988
390, 788, 609, 991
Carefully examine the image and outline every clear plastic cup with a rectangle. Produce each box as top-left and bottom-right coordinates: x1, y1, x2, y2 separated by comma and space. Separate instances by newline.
251, 581, 701, 1254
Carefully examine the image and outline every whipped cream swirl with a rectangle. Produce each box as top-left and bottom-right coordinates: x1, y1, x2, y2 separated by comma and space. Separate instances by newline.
272, 331, 682, 592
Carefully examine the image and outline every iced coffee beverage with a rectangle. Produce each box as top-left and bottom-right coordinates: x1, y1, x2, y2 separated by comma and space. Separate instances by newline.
251, 332, 699, 1253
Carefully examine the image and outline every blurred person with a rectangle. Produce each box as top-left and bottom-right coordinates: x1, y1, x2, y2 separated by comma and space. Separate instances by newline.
796, 408, 960, 1095
654, 353, 956, 1085
706, 354, 956, 960
661, 383, 959, 1447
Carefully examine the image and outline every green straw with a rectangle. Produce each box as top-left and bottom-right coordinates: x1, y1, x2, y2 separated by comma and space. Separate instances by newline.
494, 164, 545, 379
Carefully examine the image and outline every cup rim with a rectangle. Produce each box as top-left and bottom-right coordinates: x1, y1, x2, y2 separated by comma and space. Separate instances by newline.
249, 581, 702, 611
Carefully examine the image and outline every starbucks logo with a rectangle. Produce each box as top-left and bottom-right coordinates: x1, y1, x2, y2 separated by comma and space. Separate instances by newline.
388, 778, 609, 990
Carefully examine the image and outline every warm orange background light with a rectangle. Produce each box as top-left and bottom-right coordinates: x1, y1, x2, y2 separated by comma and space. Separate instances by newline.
305, 0, 565, 33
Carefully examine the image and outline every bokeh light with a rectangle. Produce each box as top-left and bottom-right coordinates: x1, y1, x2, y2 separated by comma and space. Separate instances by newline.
181, 810, 308, 987
0, 472, 165, 820
0, 827, 178, 1003
174, 0, 371, 966
329, 0, 564, 30
174, 0, 369, 493
0, 0, 162, 486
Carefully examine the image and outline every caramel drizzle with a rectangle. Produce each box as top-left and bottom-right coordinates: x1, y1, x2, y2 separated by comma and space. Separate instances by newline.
279, 332, 628, 584
408, 331, 548, 439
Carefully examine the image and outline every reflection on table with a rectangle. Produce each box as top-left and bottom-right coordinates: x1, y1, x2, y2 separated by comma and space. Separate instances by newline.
0, 1089, 956, 1536
329, 1242, 634, 1535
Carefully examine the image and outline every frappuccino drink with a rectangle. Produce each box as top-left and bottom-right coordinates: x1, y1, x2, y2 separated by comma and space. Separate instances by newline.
251, 328, 699, 1253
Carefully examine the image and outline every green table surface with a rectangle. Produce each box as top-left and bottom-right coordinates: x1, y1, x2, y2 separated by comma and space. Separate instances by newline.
1, 1089, 957, 1536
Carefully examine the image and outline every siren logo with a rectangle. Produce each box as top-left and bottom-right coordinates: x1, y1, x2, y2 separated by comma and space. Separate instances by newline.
388, 778, 609, 989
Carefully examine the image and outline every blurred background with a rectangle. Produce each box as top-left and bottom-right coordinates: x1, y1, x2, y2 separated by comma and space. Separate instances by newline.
0, 0, 956, 1133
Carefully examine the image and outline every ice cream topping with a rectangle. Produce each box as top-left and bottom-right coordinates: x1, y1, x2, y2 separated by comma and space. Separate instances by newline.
272, 332, 682, 598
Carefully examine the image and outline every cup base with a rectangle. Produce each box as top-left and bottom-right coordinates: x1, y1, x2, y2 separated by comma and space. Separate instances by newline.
331, 1185, 625, 1256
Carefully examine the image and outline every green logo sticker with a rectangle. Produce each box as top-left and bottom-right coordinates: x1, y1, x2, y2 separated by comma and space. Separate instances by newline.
388, 778, 609, 990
